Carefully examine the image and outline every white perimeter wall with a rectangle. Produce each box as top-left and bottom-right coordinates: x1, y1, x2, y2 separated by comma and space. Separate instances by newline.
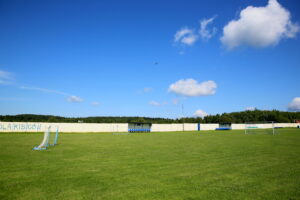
232, 123, 299, 130
0, 122, 128, 132
0, 122, 298, 132
151, 123, 198, 132
200, 124, 219, 130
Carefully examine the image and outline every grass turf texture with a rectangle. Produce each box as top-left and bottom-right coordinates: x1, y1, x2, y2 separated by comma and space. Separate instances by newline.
0, 129, 300, 200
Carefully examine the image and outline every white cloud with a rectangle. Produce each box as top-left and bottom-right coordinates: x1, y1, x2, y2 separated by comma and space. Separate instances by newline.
174, 28, 198, 45
91, 101, 100, 106
138, 87, 153, 94
199, 16, 217, 40
1, 70, 84, 103
194, 109, 208, 118
67, 96, 83, 103
221, 0, 300, 49
143, 87, 152, 93
246, 106, 256, 111
169, 78, 217, 97
0, 70, 13, 84
288, 97, 300, 111
0, 97, 27, 101
0, 70, 12, 79
21, 86, 83, 103
20, 86, 69, 96
149, 100, 161, 106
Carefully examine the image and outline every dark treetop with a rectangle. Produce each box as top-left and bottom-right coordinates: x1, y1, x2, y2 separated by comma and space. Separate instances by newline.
1, 110, 299, 124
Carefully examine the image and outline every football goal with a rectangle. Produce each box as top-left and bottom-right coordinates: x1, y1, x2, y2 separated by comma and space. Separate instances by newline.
245, 121, 277, 135
33, 126, 59, 150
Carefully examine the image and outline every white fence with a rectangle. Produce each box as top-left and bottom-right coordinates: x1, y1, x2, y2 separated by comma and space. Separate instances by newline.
0, 122, 298, 133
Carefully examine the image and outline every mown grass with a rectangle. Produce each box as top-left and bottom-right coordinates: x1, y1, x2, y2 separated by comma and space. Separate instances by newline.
0, 128, 300, 200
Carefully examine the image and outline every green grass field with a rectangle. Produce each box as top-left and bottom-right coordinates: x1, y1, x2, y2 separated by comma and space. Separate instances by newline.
1, 129, 300, 200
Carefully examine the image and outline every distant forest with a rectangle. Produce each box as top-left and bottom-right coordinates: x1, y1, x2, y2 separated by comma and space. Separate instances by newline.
1, 110, 300, 124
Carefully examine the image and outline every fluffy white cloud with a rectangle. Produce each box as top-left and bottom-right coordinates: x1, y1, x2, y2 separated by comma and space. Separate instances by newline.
194, 109, 208, 118
288, 97, 300, 111
169, 79, 217, 97
221, 0, 300, 49
91, 101, 100, 106
174, 28, 198, 45
199, 17, 217, 40
0, 70, 13, 84
67, 96, 83, 103
246, 107, 256, 111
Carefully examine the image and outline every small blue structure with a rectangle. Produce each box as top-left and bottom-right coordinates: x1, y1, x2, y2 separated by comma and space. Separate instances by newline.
128, 123, 151, 133
215, 127, 231, 130
216, 123, 232, 131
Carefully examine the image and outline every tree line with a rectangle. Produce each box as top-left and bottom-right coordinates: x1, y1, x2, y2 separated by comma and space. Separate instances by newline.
0, 110, 299, 124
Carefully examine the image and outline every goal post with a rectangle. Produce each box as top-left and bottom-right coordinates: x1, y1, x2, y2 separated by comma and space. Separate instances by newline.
245, 121, 276, 135
33, 126, 59, 150
50, 127, 59, 146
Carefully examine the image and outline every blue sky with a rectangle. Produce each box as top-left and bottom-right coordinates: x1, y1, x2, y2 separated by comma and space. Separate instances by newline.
0, 0, 300, 118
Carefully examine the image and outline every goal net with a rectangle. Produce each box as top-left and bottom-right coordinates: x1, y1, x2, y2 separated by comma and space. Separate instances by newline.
33, 126, 59, 150
245, 121, 277, 135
